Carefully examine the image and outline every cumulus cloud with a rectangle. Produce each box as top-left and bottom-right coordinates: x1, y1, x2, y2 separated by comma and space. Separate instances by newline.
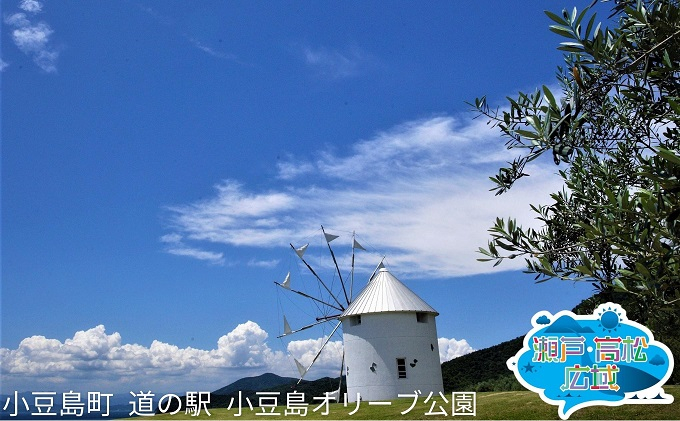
162, 115, 564, 279
0, 323, 293, 393
287, 337, 344, 374
4, 0, 59, 72
0, 323, 367, 394
438, 337, 475, 362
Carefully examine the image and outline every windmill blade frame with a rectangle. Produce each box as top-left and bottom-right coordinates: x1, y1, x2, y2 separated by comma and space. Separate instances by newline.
275, 227, 368, 393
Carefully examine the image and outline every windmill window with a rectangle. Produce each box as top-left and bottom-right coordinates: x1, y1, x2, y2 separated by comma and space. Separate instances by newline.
396, 358, 407, 378
349, 315, 361, 326
416, 312, 428, 323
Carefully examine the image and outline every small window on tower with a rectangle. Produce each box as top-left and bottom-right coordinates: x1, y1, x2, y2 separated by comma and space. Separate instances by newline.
396, 358, 407, 378
350, 315, 362, 326
416, 312, 428, 323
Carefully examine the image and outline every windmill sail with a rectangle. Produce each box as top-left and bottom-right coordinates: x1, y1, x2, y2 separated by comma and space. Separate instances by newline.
277, 318, 329, 338
283, 316, 292, 335
294, 358, 306, 378
295, 244, 308, 258
321, 226, 349, 305
350, 233, 365, 301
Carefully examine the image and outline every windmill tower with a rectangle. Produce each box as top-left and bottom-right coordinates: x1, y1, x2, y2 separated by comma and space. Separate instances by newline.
339, 267, 444, 402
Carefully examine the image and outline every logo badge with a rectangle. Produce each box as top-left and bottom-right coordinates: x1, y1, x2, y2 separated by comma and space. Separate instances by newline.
508, 303, 674, 419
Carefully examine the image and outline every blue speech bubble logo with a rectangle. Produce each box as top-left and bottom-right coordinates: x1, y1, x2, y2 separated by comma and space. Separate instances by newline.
508, 303, 674, 419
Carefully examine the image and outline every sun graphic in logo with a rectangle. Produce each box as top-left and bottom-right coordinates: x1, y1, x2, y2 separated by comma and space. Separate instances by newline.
598, 307, 622, 332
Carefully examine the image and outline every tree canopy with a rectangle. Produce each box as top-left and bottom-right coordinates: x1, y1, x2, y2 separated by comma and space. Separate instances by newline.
473, 0, 679, 354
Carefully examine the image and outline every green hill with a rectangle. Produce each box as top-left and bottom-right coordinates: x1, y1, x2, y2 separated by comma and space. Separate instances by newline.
442, 336, 524, 392
212, 372, 298, 396
210, 376, 346, 408
156, 374, 345, 414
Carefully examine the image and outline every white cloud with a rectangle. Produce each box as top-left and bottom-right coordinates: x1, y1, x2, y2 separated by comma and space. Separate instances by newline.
135, 4, 245, 65
5, 12, 31, 28
303, 46, 371, 79
0, 59, 9, 71
165, 246, 225, 264
5, 1, 59, 73
188, 37, 240, 62
0, 323, 292, 393
163, 114, 564, 278
287, 337, 344, 375
248, 258, 281, 268
160, 233, 225, 265
277, 160, 315, 181
19, 0, 42, 13
12, 23, 53, 53
438, 337, 475, 362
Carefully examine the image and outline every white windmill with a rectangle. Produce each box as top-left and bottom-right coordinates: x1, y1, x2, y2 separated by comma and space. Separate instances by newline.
275, 227, 444, 402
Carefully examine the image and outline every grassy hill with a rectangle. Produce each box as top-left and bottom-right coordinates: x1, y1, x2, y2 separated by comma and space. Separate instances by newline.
212, 373, 299, 396
156, 373, 346, 413
442, 335, 524, 392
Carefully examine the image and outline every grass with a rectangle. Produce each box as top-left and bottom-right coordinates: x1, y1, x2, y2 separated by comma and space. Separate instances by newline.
141, 385, 679, 420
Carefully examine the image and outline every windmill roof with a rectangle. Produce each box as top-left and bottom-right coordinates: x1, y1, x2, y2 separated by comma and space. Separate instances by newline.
340, 268, 438, 318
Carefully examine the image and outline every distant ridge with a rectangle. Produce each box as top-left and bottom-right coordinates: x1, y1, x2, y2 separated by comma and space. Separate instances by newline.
209, 374, 346, 407
441, 336, 524, 392
212, 372, 298, 396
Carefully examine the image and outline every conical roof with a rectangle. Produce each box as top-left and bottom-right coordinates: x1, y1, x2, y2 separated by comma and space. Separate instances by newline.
340, 268, 438, 318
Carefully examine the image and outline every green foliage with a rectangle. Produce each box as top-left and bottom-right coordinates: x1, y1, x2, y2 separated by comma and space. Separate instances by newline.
473, 0, 680, 332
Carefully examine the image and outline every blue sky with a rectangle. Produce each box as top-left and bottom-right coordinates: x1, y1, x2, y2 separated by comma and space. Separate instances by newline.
2, 0, 599, 395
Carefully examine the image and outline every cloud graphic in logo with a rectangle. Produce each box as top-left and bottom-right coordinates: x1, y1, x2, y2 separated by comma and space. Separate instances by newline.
649, 354, 666, 366
508, 303, 674, 419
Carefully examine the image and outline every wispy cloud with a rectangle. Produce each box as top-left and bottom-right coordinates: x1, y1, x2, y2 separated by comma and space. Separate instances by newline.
248, 258, 281, 269
303, 46, 373, 79
135, 3, 245, 65
4, 0, 59, 73
162, 114, 564, 279
0, 59, 9, 71
0, 323, 471, 393
188, 37, 241, 62
160, 233, 225, 265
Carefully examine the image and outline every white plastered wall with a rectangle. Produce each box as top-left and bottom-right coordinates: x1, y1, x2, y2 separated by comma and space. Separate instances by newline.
341, 311, 443, 402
